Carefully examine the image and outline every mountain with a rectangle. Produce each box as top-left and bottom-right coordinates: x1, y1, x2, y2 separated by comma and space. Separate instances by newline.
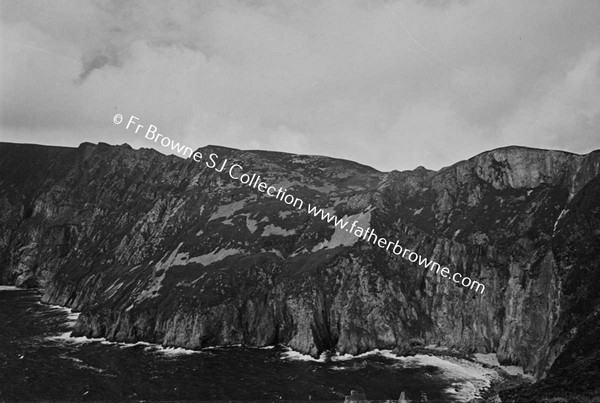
1, 141, 599, 401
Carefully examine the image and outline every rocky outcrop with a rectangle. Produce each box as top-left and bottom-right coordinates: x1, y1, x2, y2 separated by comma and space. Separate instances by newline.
1, 142, 600, 393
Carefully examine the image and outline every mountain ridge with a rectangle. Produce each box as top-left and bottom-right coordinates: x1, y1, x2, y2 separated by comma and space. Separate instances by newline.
5, 140, 594, 172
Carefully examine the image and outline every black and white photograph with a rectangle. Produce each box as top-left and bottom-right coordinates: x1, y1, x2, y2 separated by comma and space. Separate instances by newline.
1, 1, 600, 401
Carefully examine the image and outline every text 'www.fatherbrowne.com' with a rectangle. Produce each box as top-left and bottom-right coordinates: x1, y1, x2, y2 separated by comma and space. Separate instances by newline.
113, 113, 486, 294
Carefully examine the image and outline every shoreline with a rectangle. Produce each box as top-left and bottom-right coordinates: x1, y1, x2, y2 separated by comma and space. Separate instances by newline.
281, 346, 534, 402
4, 286, 534, 401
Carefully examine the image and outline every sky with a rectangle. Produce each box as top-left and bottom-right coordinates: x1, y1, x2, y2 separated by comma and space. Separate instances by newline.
1, 0, 599, 172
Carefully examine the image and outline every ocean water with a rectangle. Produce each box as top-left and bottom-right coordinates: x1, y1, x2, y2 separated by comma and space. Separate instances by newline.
0, 288, 454, 402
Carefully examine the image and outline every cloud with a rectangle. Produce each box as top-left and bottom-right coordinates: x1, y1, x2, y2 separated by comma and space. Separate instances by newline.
1, 0, 600, 171
500, 48, 600, 151
77, 50, 118, 84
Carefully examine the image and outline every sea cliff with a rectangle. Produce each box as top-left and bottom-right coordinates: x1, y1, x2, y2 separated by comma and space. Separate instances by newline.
1, 141, 599, 400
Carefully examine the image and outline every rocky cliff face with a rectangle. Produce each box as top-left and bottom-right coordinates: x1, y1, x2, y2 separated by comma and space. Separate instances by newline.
1, 142, 599, 391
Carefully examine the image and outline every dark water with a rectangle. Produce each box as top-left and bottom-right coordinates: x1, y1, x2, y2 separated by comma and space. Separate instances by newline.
0, 288, 452, 402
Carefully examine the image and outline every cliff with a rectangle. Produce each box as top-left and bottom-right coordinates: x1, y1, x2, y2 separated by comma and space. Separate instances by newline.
1, 141, 599, 400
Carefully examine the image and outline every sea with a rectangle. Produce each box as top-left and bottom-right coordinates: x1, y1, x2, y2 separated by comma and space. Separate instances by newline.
0, 287, 466, 402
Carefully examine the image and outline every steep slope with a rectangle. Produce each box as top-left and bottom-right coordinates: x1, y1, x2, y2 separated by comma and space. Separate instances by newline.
1, 141, 599, 398
501, 174, 600, 402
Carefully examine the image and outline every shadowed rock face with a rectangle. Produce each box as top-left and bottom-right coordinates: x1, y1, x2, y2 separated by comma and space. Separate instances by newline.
1, 142, 600, 390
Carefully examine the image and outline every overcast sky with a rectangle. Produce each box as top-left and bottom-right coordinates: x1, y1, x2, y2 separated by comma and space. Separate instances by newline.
1, 0, 599, 171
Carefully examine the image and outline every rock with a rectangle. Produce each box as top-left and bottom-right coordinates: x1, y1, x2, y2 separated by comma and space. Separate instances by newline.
392, 342, 416, 357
